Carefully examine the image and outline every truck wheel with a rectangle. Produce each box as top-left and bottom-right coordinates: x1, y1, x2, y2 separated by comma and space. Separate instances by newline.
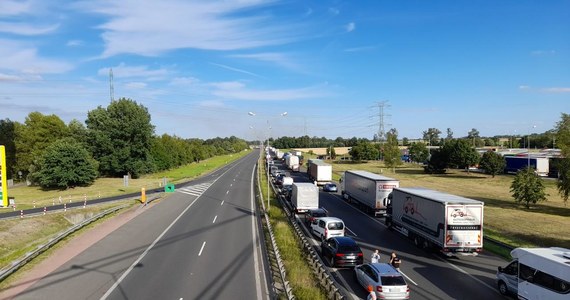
498, 281, 508, 295
411, 208, 415, 215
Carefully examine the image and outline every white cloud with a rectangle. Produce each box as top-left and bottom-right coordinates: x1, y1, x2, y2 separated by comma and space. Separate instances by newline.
169, 77, 199, 86
210, 81, 246, 90
66, 40, 83, 47
329, 7, 340, 15
345, 22, 355, 33
344, 45, 376, 52
78, 0, 301, 57
541, 87, 570, 93
518, 85, 530, 90
124, 82, 147, 89
0, 22, 59, 35
0, 73, 23, 81
98, 63, 169, 79
229, 52, 303, 72
210, 62, 262, 78
531, 50, 556, 56
211, 82, 331, 101
0, 39, 73, 74
0, 0, 33, 16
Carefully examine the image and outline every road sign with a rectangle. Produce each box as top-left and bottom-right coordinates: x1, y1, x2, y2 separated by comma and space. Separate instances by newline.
165, 183, 175, 193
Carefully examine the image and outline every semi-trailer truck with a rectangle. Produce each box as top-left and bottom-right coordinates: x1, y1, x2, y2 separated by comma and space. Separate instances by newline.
291, 182, 319, 214
307, 159, 332, 185
504, 156, 549, 176
340, 170, 399, 216
386, 187, 484, 254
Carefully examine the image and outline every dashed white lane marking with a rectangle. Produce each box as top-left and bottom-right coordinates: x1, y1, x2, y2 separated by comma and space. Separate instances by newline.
221, 200, 224, 206
212, 215, 217, 223
226, 190, 229, 194
198, 242, 206, 256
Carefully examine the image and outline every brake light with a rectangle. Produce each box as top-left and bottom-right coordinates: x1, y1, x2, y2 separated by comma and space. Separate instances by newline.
357, 252, 363, 257
324, 228, 328, 238
376, 286, 383, 292
335, 253, 344, 257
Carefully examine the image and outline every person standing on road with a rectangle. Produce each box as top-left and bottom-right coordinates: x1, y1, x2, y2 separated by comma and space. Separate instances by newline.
390, 252, 401, 270
367, 285, 377, 300
371, 249, 380, 263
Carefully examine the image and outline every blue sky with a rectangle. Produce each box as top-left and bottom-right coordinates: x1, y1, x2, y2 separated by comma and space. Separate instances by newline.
1, 0, 569, 141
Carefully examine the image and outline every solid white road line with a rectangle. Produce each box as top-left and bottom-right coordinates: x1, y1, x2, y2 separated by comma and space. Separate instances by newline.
345, 226, 358, 237
213, 215, 217, 223
250, 165, 265, 300
198, 242, 206, 256
399, 270, 418, 286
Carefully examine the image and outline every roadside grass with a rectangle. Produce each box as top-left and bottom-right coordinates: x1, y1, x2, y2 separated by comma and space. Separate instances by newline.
0, 201, 137, 290
327, 160, 570, 250
6, 151, 250, 210
258, 161, 326, 300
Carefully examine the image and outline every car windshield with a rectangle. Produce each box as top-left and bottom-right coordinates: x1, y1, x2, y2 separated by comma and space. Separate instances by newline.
380, 276, 406, 286
327, 222, 344, 230
313, 212, 326, 217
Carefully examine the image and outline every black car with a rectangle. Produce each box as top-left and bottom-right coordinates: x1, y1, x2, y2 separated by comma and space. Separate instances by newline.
323, 183, 337, 192
321, 236, 364, 268
304, 208, 328, 225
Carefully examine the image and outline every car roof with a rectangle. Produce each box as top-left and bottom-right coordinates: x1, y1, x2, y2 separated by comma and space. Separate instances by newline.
316, 217, 343, 223
330, 236, 357, 245
309, 208, 327, 213
368, 263, 401, 275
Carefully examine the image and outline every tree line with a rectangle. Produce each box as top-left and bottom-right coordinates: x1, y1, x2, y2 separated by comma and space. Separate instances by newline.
0, 98, 249, 189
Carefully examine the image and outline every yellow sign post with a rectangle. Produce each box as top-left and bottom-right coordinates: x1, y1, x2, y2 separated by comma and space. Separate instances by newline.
141, 187, 146, 204
0, 146, 7, 207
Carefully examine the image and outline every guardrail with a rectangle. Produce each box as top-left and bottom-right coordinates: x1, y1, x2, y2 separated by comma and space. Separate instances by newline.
263, 168, 347, 299
0, 204, 129, 282
256, 164, 295, 300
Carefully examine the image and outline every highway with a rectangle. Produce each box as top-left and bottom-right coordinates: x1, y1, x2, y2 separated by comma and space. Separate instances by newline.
282, 160, 510, 300
12, 151, 270, 300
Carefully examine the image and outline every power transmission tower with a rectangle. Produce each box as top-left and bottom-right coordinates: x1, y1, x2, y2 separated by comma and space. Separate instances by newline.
109, 68, 115, 103
376, 101, 391, 142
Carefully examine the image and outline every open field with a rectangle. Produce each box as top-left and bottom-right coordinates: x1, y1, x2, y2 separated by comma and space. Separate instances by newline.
4, 150, 251, 210
328, 160, 569, 249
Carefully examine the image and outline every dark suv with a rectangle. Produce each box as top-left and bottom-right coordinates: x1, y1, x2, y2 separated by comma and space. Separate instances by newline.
321, 236, 363, 268
304, 208, 328, 225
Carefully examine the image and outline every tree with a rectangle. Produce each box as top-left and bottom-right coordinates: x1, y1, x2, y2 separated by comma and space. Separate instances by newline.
14, 112, 69, 178
33, 138, 98, 189
383, 129, 402, 170
510, 167, 547, 209
326, 145, 337, 159
424, 148, 448, 174
479, 151, 506, 177
422, 128, 442, 146
402, 137, 409, 146
445, 128, 454, 141
409, 142, 429, 163
555, 113, 570, 206
86, 98, 155, 178
443, 139, 480, 170
0, 119, 18, 179
467, 128, 483, 147
349, 142, 379, 161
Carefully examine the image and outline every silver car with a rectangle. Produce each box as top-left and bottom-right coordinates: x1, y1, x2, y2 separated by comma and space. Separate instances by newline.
355, 263, 410, 300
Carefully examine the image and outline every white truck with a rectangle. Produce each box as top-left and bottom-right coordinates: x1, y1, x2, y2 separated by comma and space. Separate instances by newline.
340, 170, 399, 216
385, 187, 484, 254
307, 159, 332, 186
291, 182, 319, 214
286, 155, 300, 172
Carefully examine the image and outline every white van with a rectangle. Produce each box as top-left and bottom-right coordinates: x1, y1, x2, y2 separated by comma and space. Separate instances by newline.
496, 247, 570, 299
310, 217, 345, 241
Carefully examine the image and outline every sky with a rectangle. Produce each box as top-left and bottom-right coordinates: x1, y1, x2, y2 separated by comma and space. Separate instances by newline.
0, 0, 569, 141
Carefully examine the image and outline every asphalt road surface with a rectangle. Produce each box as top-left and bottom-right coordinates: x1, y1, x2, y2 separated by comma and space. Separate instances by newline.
283, 161, 511, 300
12, 151, 270, 300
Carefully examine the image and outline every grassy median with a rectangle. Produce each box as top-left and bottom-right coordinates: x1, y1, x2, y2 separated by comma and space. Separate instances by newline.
258, 161, 327, 300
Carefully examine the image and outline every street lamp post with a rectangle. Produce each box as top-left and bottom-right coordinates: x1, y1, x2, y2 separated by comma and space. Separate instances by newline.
249, 111, 288, 211
527, 125, 536, 168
